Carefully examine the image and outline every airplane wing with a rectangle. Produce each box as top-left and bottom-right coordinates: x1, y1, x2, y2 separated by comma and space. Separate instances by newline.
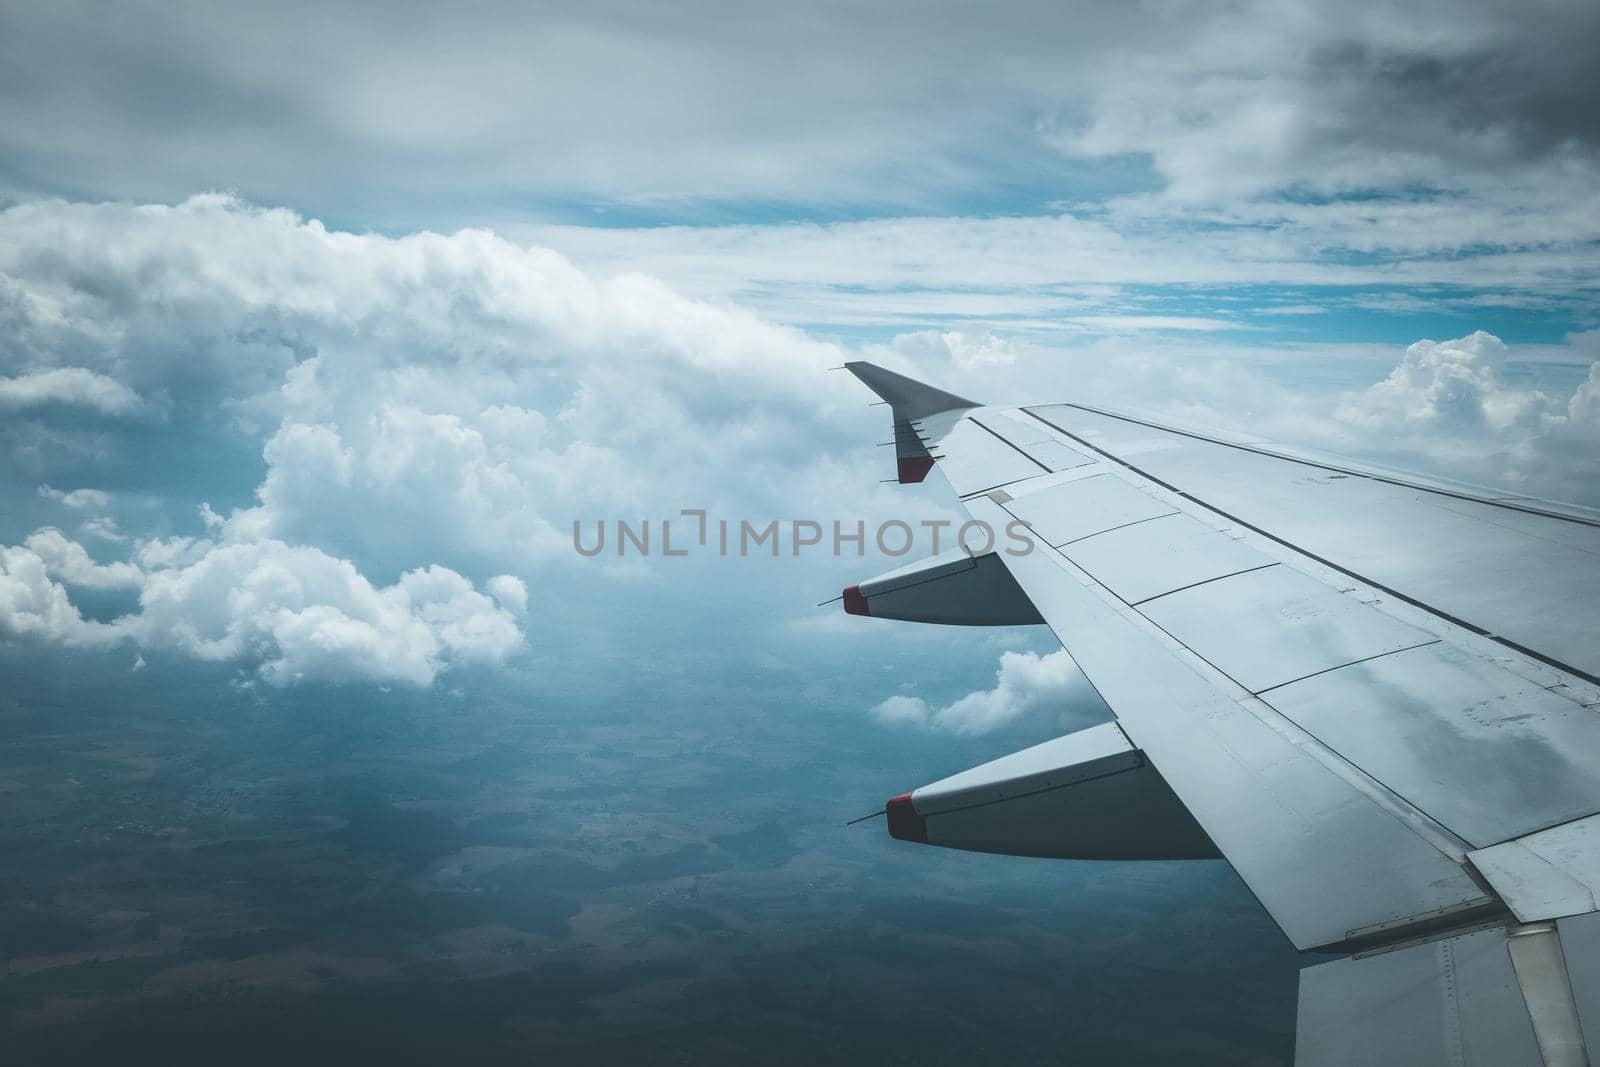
839, 361, 1600, 1066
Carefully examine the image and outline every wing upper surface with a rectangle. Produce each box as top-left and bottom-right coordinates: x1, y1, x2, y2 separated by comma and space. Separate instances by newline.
963, 493, 1497, 951
918, 397, 1600, 951
844, 363, 1600, 1062
1026, 403, 1600, 683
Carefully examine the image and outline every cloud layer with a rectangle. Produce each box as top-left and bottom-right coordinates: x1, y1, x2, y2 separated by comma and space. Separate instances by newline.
0, 195, 874, 685
3, 1, 1594, 227
0, 195, 1596, 698
0, 525, 525, 686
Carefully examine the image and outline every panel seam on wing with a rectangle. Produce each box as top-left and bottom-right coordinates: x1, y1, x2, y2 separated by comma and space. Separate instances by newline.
972, 493, 1475, 865
1020, 407, 1600, 690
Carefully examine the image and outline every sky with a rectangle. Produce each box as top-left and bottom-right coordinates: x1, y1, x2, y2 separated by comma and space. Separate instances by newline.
0, 1, 1598, 1062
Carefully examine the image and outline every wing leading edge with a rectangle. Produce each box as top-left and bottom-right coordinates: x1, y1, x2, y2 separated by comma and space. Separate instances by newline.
838, 361, 1600, 1065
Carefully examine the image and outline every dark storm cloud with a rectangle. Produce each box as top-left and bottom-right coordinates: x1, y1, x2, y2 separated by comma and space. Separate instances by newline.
1307, 2, 1600, 166
2, 1, 1595, 222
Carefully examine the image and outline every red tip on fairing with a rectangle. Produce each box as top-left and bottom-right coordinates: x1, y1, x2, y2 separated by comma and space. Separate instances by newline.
843, 585, 870, 616
885, 792, 928, 843
897, 456, 936, 484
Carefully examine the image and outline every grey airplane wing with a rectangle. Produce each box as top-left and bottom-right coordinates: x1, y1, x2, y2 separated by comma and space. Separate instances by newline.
837, 360, 1600, 1065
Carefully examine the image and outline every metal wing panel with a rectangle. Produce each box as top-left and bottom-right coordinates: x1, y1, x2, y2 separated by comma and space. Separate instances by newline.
1473, 815, 1600, 922
1005, 473, 1178, 547
1025, 439, 1097, 472
972, 411, 1095, 472
1264, 643, 1600, 848
1556, 910, 1600, 1052
1025, 403, 1600, 682
1060, 511, 1275, 605
973, 411, 1055, 447
963, 496, 1493, 951
1296, 926, 1544, 1067
1136, 564, 1439, 695
931, 415, 1049, 496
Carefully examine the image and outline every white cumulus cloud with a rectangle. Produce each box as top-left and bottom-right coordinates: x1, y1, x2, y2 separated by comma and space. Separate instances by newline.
872, 649, 1097, 736
1334, 331, 1548, 437
129, 538, 522, 687
486, 574, 528, 618
1, 522, 525, 687
0, 194, 891, 687
0, 195, 859, 581
23, 528, 143, 590
0, 543, 120, 647
0, 367, 142, 414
